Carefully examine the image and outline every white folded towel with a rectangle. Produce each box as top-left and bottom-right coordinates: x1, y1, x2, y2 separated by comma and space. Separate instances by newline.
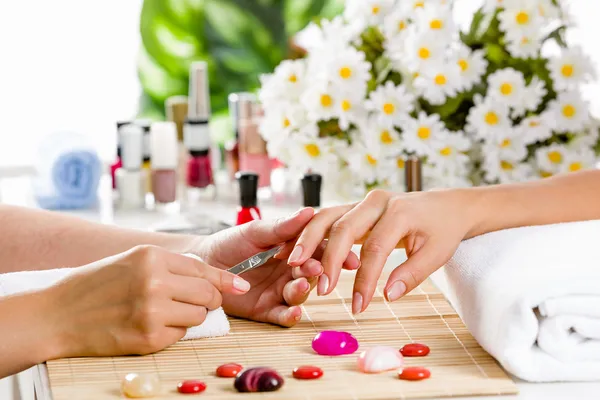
0, 253, 230, 341
444, 219, 600, 382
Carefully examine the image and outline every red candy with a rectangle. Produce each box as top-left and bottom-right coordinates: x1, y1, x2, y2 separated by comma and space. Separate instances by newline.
292, 366, 323, 380
177, 380, 207, 394
216, 363, 243, 378
398, 367, 431, 381
400, 343, 430, 357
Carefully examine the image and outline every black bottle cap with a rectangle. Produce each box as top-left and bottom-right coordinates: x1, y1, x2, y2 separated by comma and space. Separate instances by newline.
302, 173, 322, 207
236, 171, 259, 208
189, 149, 210, 157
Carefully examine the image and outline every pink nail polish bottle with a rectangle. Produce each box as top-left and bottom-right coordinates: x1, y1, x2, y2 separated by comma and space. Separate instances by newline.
239, 99, 271, 195
150, 121, 178, 206
184, 61, 216, 201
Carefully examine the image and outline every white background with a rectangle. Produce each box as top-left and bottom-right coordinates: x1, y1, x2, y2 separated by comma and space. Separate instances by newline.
0, 0, 598, 168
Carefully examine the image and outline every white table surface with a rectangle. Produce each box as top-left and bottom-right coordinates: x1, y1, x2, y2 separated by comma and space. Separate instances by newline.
1, 170, 599, 400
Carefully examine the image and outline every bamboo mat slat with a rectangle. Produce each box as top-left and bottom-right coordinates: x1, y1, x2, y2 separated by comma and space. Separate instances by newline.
47, 272, 518, 399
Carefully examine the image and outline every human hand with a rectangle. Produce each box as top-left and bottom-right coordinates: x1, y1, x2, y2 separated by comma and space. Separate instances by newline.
46, 245, 249, 358
196, 208, 360, 327
288, 189, 475, 314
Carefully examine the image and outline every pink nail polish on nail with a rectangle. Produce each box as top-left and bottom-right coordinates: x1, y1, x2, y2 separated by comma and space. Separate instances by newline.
352, 292, 363, 314
288, 246, 303, 264
386, 281, 407, 301
233, 276, 251, 292
317, 274, 329, 296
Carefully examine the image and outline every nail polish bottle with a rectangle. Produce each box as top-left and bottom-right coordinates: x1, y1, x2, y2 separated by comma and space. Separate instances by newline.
236, 171, 261, 226
405, 156, 423, 192
226, 93, 255, 182
239, 99, 271, 193
301, 173, 322, 209
184, 61, 216, 200
116, 124, 146, 209
150, 121, 178, 205
165, 95, 189, 188
134, 119, 153, 194
110, 121, 129, 190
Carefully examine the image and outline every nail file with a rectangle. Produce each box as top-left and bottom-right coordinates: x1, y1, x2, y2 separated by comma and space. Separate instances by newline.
227, 245, 284, 275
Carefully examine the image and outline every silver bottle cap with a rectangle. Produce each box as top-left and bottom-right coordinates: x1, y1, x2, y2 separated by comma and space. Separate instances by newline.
188, 62, 210, 121
120, 124, 144, 170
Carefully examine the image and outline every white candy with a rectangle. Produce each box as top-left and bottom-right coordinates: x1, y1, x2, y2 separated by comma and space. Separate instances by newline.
121, 373, 161, 398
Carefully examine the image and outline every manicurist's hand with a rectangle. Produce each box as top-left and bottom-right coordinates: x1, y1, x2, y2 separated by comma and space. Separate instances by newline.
288, 189, 477, 314
195, 208, 361, 327
46, 245, 249, 358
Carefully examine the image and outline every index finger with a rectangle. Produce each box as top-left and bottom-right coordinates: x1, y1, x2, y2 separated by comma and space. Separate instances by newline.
170, 253, 251, 295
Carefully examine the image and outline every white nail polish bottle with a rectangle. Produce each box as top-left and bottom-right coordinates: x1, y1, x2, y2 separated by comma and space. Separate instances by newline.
116, 124, 147, 209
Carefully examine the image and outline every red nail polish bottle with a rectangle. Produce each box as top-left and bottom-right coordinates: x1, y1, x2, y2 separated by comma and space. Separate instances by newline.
236, 171, 261, 225
111, 121, 129, 189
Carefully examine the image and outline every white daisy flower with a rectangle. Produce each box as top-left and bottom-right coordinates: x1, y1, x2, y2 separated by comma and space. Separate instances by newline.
482, 0, 505, 14
520, 76, 547, 115
289, 135, 338, 175
344, 0, 394, 28
455, 46, 488, 91
392, 155, 408, 188
382, 8, 412, 42
402, 112, 447, 157
364, 116, 403, 156
569, 121, 600, 148
505, 30, 543, 59
399, 32, 447, 71
258, 60, 306, 109
430, 130, 471, 174
483, 154, 533, 184
560, 147, 596, 174
365, 81, 415, 127
259, 105, 307, 142
517, 115, 553, 145
414, 3, 455, 39
537, 0, 561, 20
300, 83, 339, 122
548, 46, 596, 91
424, 163, 472, 189
486, 68, 527, 108
297, 16, 359, 56
414, 64, 461, 105
465, 95, 512, 139
498, 0, 542, 38
334, 92, 367, 130
535, 143, 569, 175
547, 91, 591, 132
346, 141, 394, 185
326, 47, 371, 96
482, 127, 528, 161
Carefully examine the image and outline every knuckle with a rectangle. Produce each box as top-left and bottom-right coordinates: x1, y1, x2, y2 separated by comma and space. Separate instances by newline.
405, 269, 421, 290
362, 240, 386, 256
365, 189, 387, 202
388, 196, 405, 211
206, 284, 223, 310
136, 331, 164, 354
330, 219, 352, 236
132, 301, 161, 331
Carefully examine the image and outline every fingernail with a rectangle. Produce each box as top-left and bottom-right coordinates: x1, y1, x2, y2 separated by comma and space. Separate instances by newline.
352, 292, 363, 314
301, 279, 310, 294
233, 276, 251, 292
386, 281, 406, 302
294, 313, 301, 321
317, 274, 329, 296
287, 208, 303, 220
288, 245, 303, 264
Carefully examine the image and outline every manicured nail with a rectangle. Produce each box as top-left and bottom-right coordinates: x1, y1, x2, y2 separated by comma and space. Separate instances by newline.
288, 245, 303, 264
352, 292, 363, 314
294, 314, 301, 321
386, 281, 407, 302
301, 279, 310, 294
317, 274, 329, 296
233, 276, 251, 292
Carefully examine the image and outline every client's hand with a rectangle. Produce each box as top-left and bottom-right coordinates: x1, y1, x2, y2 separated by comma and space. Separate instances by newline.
46, 245, 248, 358
288, 189, 474, 314
196, 208, 360, 327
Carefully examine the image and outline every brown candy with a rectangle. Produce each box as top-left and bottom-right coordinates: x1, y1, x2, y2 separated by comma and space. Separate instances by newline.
234, 367, 284, 393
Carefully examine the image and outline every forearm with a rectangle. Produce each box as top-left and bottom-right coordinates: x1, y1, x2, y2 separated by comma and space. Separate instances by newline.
0, 205, 202, 272
467, 169, 600, 238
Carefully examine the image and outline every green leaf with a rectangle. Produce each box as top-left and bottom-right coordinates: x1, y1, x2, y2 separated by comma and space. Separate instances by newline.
424, 94, 464, 120
485, 43, 508, 65
543, 25, 568, 48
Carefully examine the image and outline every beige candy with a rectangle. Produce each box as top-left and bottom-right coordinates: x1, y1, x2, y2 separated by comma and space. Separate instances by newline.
121, 373, 161, 398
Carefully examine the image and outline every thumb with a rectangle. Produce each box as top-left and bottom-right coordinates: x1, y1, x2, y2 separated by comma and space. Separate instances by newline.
182, 254, 251, 295
241, 207, 315, 248
384, 240, 448, 302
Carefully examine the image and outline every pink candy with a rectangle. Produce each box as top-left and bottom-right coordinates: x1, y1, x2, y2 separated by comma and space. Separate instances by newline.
312, 330, 359, 356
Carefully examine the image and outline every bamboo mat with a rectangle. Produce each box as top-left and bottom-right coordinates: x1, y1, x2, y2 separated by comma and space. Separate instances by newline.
47, 272, 518, 399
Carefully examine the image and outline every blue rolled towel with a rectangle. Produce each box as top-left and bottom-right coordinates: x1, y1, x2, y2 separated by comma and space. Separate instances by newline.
34, 143, 102, 210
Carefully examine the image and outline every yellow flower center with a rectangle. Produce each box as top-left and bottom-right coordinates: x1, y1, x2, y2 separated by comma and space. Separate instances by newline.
562, 104, 576, 118
288, 74, 297, 83
413, 72, 420, 79
341, 100, 352, 111
372, 5, 380, 14
380, 130, 394, 144
569, 162, 582, 172
366, 154, 378, 166
430, 19, 443, 30
515, 11, 529, 25
485, 111, 499, 125
414, 1, 424, 8
283, 118, 290, 128
500, 139, 511, 148
547, 151, 562, 164
561, 64, 574, 78
339, 66, 352, 79
458, 59, 469, 72
540, 170, 552, 178
304, 144, 321, 158
500, 160, 514, 170
439, 147, 452, 156
521, 36, 530, 45
320, 94, 332, 107
529, 120, 540, 127
500, 83, 513, 96
398, 20, 407, 31
397, 158, 405, 169
383, 103, 395, 115
417, 126, 431, 139
418, 47, 431, 59
434, 74, 447, 85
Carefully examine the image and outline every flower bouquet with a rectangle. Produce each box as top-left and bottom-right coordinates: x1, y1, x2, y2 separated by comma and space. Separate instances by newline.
257, 0, 598, 197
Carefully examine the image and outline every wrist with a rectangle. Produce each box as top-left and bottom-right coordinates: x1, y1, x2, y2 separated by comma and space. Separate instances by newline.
34, 287, 72, 361
461, 186, 494, 239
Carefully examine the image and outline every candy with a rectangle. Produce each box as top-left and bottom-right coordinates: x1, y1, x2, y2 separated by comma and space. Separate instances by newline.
292, 366, 323, 380
400, 343, 430, 357
121, 373, 161, 398
312, 330, 359, 356
357, 346, 404, 373
176, 380, 206, 394
234, 367, 284, 392
398, 367, 431, 381
216, 363, 243, 378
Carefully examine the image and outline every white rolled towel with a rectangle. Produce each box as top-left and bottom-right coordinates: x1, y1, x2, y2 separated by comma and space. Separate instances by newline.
0, 254, 230, 341
444, 219, 600, 382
